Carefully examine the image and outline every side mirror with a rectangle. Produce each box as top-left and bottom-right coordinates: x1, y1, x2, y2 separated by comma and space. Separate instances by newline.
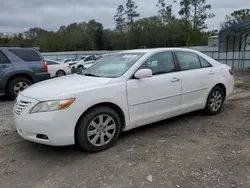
134, 69, 152, 79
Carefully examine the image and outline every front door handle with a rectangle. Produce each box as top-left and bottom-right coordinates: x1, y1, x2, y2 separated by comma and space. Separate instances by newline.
171, 77, 180, 82
0, 65, 9, 68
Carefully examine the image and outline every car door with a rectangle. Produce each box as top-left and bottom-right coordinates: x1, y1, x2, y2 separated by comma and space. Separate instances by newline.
84, 55, 95, 64
126, 51, 181, 125
174, 51, 215, 111
0, 50, 13, 85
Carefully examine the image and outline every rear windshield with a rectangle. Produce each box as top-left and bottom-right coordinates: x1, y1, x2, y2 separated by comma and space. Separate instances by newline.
9, 49, 41, 62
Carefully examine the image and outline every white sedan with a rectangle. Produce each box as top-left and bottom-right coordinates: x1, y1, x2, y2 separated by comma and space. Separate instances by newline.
71, 55, 96, 71
60, 58, 76, 63
46, 59, 72, 77
14, 48, 234, 152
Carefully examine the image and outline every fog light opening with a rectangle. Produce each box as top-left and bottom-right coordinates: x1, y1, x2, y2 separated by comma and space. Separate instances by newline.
36, 134, 49, 140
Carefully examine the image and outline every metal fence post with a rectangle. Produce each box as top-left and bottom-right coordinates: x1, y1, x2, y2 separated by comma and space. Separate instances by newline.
232, 35, 236, 68
225, 35, 229, 65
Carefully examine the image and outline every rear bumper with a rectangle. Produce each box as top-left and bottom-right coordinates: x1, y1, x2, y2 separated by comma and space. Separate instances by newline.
65, 69, 72, 75
225, 76, 234, 98
71, 67, 79, 74
34, 72, 51, 83
0, 78, 5, 91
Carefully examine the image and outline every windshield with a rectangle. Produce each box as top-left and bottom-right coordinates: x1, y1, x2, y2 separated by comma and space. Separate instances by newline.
81, 53, 145, 78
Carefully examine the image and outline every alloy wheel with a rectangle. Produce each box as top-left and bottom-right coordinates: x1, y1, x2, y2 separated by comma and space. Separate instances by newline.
209, 90, 223, 112
87, 114, 116, 147
57, 70, 65, 77
14, 82, 29, 95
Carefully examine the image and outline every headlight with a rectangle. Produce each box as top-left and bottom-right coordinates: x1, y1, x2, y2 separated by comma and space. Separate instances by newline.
30, 98, 75, 113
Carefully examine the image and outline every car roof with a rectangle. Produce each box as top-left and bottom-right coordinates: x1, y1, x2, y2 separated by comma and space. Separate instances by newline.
0, 46, 38, 50
119, 47, 201, 54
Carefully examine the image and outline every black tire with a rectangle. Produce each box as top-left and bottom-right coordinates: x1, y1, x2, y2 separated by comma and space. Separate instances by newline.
76, 106, 122, 152
56, 70, 66, 77
204, 86, 225, 115
6, 77, 32, 99
77, 65, 84, 72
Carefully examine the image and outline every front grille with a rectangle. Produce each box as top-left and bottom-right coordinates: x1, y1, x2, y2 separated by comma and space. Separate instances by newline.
14, 100, 31, 115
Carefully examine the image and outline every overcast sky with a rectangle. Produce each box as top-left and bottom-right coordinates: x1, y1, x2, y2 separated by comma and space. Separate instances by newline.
1, 0, 250, 33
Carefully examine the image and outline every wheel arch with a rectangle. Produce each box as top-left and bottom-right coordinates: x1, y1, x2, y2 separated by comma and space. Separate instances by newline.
5, 73, 34, 91
56, 69, 66, 75
204, 83, 227, 108
213, 83, 226, 98
74, 102, 126, 143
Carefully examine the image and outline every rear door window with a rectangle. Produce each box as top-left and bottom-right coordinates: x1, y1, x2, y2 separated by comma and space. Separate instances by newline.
84, 56, 93, 61
64, 59, 72, 63
46, 61, 59, 65
9, 49, 41, 62
0, 50, 11, 64
175, 51, 202, 70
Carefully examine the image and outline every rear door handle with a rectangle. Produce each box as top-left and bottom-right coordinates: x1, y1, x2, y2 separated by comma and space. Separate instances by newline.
208, 71, 215, 75
171, 77, 180, 82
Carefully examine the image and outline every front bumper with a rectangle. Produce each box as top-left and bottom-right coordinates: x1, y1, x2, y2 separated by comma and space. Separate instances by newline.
13, 94, 78, 146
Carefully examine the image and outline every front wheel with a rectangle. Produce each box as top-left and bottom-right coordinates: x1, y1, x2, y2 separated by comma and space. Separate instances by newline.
204, 86, 225, 115
76, 106, 121, 152
6, 77, 32, 99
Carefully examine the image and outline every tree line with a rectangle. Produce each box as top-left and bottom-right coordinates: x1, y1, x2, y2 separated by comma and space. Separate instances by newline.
0, 0, 250, 52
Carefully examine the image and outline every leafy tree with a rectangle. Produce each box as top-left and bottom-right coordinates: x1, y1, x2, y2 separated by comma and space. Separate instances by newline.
0, 1, 223, 52
179, 0, 214, 30
221, 9, 250, 28
156, 0, 166, 24
24, 27, 43, 40
156, 0, 175, 24
87, 20, 104, 50
125, 0, 140, 29
178, 0, 214, 46
179, 0, 191, 20
114, 5, 126, 32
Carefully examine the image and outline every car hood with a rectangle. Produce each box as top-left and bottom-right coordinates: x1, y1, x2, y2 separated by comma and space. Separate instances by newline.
21, 74, 112, 101
84, 63, 94, 69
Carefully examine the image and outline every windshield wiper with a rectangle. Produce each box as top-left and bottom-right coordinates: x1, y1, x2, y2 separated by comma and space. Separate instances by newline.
82, 73, 100, 77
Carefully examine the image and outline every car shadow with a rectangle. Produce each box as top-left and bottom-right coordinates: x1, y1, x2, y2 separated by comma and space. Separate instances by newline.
2, 110, 209, 174
119, 111, 201, 139
20, 110, 202, 158
0, 94, 13, 102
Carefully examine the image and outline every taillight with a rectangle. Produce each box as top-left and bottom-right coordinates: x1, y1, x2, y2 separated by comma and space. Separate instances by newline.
44, 61, 48, 72
229, 68, 234, 75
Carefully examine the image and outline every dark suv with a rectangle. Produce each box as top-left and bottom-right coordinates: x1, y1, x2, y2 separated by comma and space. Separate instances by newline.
0, 46, 50, 99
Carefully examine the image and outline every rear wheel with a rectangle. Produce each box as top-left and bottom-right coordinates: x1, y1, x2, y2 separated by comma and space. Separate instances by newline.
56, 70, 66, 77
204, 86, 225, 115
6, 77, 32, 99
76, 106, 121, 152
77, 65, 84, 72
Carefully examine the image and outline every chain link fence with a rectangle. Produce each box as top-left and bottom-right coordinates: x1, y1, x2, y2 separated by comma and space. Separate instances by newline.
41, 50, 250, 69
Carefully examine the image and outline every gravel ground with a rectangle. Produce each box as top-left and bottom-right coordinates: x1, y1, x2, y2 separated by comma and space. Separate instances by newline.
0, 70, 250, 188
